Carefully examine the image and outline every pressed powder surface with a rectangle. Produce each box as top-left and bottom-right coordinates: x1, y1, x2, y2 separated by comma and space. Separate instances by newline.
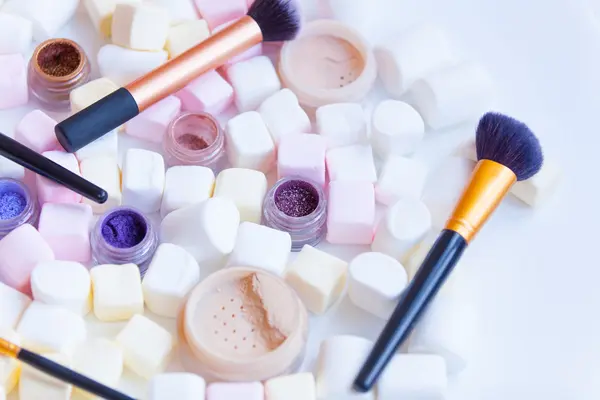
101, 210, 148, 248
274, 180, 319, 218
0, 191, 26, 220
37, 41, 82, 77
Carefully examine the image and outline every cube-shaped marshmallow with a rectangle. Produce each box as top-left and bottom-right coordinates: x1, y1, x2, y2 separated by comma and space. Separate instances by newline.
285, 245, 347, 314
125, 96, 181, 143
83, 0, 143, 37
90, 264, 144, 322
0, 224, 54, 295
378, 354, 447, 400
226, 222, 291, 276
371, 100, 425, 158
326, 181, 375, 245
37, 203, 93, 262
79, 156, 122, 214
14, 110, 59, 154
316, 103, 367, 148
326, 144, 377, 183
0, 13, 33, 55
2, 0, 78, 41
213, 168, 268, 223
75, 130, 118, 161
206, 382, 263, 400
176, 70, 233, 115
258, 89, 311, 144
111, 3, 170, 51
122, 149, 165, 213
97, 44, 168, 86
0, 328, 20, 393
375, 156, 428, 205
213, 19, 262, 65
36, 151, 82, 205
225, 112, 276, 172
227, 56, 281, 112
147, 373, 206, 400
511, 158, 561, 207
194, 0, 247, 30
403, 232, 437, 281
116, 314, 174, 379
148, 0, 199, 24
143, 243, 200, 317
0, 387, 3, 400
73, 338, 123, 399
264, 373, 316, 400
0, 156, 25, 181
19, 353, 72, 400
69, 77, 119, 113
161, 165, 215, 218
166, 19, 210, 58
277, 134, 327, 186
0, 282, 31, 329
0, 54, 28, 109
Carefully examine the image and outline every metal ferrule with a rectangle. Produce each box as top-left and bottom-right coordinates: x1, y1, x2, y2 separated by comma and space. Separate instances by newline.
0, 338, 20, 358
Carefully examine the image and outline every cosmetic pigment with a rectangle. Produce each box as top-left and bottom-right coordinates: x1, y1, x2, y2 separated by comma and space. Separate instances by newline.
274, 180, 319, 218
101, 210, 147, 248
37, 41, 81, 77
177, 133, 209, 150
0, 191, 26, 220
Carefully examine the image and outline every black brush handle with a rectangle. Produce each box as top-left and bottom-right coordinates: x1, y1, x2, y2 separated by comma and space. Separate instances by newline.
18, 349, 136, 400
0, 133, 108, 204
353, 229, 468, 392
55, 88, 139, 153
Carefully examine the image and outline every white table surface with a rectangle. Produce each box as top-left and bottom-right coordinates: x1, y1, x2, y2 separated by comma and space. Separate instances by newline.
1, 0, 597, 399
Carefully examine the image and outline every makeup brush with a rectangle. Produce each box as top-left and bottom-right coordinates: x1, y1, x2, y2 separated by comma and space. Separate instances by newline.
55, 0, 302, 153
0, 338, 135, 400
0, 133, 108, 204
353, 112, 544, 391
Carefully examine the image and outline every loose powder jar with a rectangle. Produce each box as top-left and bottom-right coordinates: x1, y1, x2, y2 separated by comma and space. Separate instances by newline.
0, 179, 38, 238
179, 267, 308, 382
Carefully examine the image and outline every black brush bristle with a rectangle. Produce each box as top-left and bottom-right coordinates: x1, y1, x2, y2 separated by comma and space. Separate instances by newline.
248, 0, 301, 42
476, 112, 544, 181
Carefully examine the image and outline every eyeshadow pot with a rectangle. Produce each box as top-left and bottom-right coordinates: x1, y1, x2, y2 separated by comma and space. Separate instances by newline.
0, 179, 38, 238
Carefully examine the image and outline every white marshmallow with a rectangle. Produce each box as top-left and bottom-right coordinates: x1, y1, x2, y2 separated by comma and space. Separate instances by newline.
375, 24, 456, 97
455, 138, 477, 162
143, 243, 200, 318
79, 156, 122, 214
316, 335, 375, 400
375, 156, 428, 205
264, 373, 316, 400
285, 245, 347, 314
112, 3, 170, 51
147, 373, 206, 400
371, 100, 425, 158
0, 328, 20, 394
378, 354, 447, 400
69, 78, 119, 113
122, 149, 165, 213
75, 130, 119, 162
258, 89, 311, 144
0, 281, 31, 329
225, 112, 276, 172
0, 156, 25, 181
97, 44, 168, 86
161, 166, 215, 218
372, 198, 432, 260
16, 302, 86, 357
348, 252, 407, 319
213, 168, 268, 223
227, 56, 281, 111
148, 0, 199, 24
0, 13, 32, 54
72, 339, 123, 399
160, 197, 240, 268
0, 387, 4, 400
403, 232, 437, 281
30, 261, 91, 316
19, 353, 71, 400
116, 314, 174, 379
407, 63, 494, 130
90, 264, 144, 322
326, 144, 377, 183
226, 222, 291, 276
316, 103, 368, 148
166, 19, 210, 58
3, 0, 78, 41
511, 158, 561, 207
83, 0, 142, 37
320, 0, 373, 38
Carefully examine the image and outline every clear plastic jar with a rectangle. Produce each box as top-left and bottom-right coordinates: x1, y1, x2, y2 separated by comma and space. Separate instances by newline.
263, 177, 327, 251
0, 179, 38, 238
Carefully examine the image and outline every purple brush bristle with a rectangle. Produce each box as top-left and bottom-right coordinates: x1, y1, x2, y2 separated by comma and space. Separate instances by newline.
476, 112, 543, 181
248, 0, 302, 42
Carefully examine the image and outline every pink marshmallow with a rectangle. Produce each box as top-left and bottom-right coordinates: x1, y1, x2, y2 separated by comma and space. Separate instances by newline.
278, 134, 327, 186
0, 54, 28, 109
247, 0, 255, 7
194, 0, 247, 30
0, 224, 54, 295
38, 203, 93, 263
36, 151, 82, 205
176, 70, 233, 115
327, 181, 375, 245
206, 382, 263, 400
213, 20, 263, 65
125, 96, 181, 143
15, 110, 60, 153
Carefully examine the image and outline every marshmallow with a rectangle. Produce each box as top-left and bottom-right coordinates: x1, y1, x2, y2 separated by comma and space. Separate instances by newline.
97, 44, 168, 86
125, 96, 181, 143
19, 353, 72, 400
112, 2, 170, 51
326, 144, 377, 183
161, 165, 215, 218
0, 156, 24, 181
83, 0, 142, 37
15, 110, 59, 154
0, 282, 31, 329
316, 335, 375, 400
375, 156, 428, 205
37, 203, 93, 263
0, 13, 32, 54
0, 388, 3, 400
327, 181, 375, 245
30, 261, 91, 316
194, 0, 247, 30
0, 328, 20, 394
166, 19, 210, 58
227, 56, 281, 112
147, 373, 206, 400
264, 373, 316, 400
90, 263, 144, 322
122, 148, 165, 213
79, 156, 122, 214
371, 198, 432, 260
407, 63, 494, 130
143, 243, 200, 318
348, 252, 407, 319
70, 77, 119, 113
403, 232, 437, 281
176, 70, 233, 115
213, 168, 268, 223
116, 314, 174, 379
225, 112, 276, 172
0, 224, 54, 295
75, 130, 119, 162
0, 54, 28, 109
206, 382, 263, 400
285, 245, 347, 314
3, 0, 78, 41
226, 222, 291, 276
378, 354, 447, 400
511, 158, 561, 207
316, 103, 368, 148
258, 89, 311, 144
455, 138, 477, 162
36, 151, 82, 205
320, 0, 373, 37
277, 134, 327, 186
213, 20, 262, 65
374, 24, 456, 97
160, 197, 240, 267
371, 100, 425, 158
149, 0, 198, 24
16, 302, 86, 356
72, 339, 123, 399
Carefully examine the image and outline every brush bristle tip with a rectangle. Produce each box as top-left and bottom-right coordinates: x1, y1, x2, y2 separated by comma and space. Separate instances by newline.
248, 0, 302, 42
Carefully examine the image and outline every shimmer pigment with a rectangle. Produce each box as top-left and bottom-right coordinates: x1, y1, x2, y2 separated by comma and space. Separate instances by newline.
0, 191, 26, 220
101, 210, 148, 248
37, 41, 81, 77
274, 180, 319, 218
177, 133, 209, 150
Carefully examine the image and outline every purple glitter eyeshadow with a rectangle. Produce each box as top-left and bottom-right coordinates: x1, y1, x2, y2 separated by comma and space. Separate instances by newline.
274, 180, 319, 218
101, 210, 148, 248
0, 191, 26, 220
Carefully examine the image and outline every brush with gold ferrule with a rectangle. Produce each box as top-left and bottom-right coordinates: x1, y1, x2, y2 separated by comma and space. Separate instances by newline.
0, 338, 135, 400
353, 112, 544, 392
